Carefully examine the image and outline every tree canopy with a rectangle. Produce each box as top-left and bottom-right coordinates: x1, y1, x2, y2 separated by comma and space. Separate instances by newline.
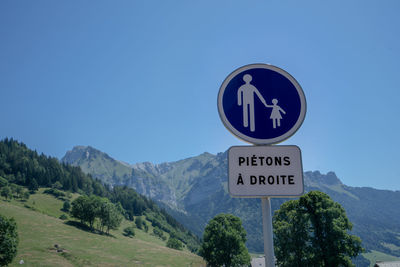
273, 191, 363, 267
199, 213, 250, 267
0, 214, 19, 266
71, 195, 123, 233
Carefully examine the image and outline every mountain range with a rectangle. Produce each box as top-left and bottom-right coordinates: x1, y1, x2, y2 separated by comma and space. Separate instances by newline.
62, 146, 400, 259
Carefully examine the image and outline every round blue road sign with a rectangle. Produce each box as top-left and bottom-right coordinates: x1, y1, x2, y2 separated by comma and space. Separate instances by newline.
218, 64, 306, 145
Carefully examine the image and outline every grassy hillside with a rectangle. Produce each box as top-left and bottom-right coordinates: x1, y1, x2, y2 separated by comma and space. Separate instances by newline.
0, 189, 205, 267
363, 250, 400, 267
0, 139, 201, 254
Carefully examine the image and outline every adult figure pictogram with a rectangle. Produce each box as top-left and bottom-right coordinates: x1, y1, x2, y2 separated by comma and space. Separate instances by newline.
237, 74, 267, 132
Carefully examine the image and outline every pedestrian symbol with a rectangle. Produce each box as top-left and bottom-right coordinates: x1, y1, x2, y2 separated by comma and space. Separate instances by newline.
237, 74, 268, 132
267, 98, 286, 129
218, 64, 306, 145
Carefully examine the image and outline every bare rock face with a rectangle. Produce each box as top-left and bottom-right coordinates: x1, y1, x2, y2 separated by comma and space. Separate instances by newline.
62, 146, 178, 207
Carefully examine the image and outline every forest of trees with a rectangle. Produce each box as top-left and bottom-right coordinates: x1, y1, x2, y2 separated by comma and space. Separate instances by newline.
0, 138, 106, 196
0, 138, 200, 251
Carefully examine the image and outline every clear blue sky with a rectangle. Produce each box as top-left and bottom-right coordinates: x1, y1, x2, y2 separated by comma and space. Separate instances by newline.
1, 1, 399, 190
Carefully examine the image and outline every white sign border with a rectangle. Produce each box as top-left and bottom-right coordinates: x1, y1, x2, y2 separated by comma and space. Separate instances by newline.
218, 63, 307, 145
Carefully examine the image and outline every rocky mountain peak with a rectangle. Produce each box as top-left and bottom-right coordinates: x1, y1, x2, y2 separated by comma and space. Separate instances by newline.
62, 145, 89, 164
304, 170, 343, 187
62, 145, 113, 165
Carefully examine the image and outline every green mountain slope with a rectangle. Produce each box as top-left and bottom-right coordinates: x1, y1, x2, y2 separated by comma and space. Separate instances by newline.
0, 189, 204, 267
63, 146, 226, 212
63, 146, 178, 208
306, 173, 400, 258
0, 139, 201, 259
62, 146, 400, 264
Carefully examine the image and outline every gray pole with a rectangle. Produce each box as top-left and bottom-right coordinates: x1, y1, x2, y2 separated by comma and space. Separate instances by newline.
261, 197, 275, 267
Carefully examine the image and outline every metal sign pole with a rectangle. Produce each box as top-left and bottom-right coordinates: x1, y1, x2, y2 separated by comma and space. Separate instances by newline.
262, 197, 275, 267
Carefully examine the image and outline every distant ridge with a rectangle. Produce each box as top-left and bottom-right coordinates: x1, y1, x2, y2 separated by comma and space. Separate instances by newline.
62, 145, 400, 261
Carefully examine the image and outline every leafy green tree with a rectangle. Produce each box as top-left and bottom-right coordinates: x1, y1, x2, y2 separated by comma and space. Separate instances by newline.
115, 202, 125, 218
71, 195, 122, 233
0, 176, 8, 187
84, 196, 100, 230
98, 199, 123, 234
0, 214, 19, 266
71, 195, 90, 225
166, 237, 183, 250
135, 216, 144, 230
143, 221, 149, 232
62, 200, 71, 212
28, 178, 38, 192
22, 191, 30, 201
273, 191, 363, 267
199, 213, 250, 267
1, 186, 12, 200
15, 185, 23, 199
153, 226, 166, 240
9, 183, 18, 195
52, 181, 63, 190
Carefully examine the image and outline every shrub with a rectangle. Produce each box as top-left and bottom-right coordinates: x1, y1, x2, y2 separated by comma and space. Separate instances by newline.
123, 226, 135, 237
135, 216, 144, 229
153, 227, 166, 240
22, 191, 30, 201
52, 181, 63, 190
1, 186, 12, 200
167, 237, 183, 250
44, 188, 66, 198
62, 201, 71, 212
0, 176, 8, 187
59, 214, 68, 220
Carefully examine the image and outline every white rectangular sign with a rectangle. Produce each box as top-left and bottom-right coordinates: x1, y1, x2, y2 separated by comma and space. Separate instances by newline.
228, 145, 304, 198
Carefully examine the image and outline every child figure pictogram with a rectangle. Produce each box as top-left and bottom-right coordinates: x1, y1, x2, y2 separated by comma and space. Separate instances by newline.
265, 99, 286, 129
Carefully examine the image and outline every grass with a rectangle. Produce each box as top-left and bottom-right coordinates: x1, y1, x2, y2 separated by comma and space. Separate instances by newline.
363, 250, 400, 267
382, 242, 400, 252
0, 190, 205, 267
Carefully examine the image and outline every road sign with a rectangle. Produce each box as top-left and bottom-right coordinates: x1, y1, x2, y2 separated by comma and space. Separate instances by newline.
218, 64, 306, 145
228, 145, 304, 197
